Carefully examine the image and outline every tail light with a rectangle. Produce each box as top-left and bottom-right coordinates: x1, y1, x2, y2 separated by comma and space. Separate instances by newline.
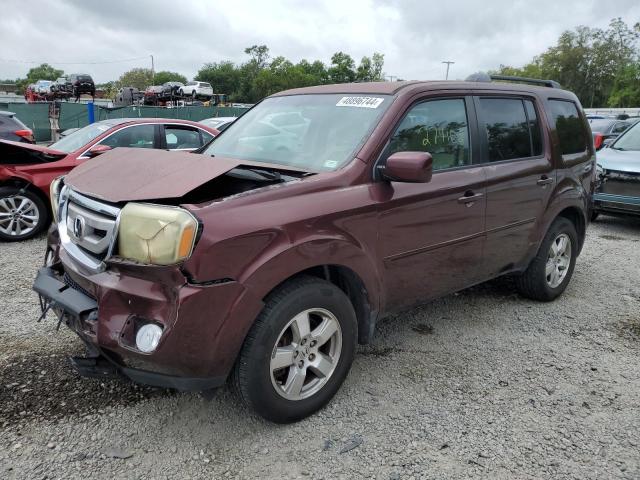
15, 129, 34, 143
594, 133, 604, 150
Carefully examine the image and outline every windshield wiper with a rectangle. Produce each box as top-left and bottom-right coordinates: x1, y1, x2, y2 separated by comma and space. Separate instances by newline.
610, 146, 626, 151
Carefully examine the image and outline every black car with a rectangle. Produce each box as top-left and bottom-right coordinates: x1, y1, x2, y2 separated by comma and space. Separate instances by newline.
68, 73, 95, 97
52, 76, 72, 94
588, 118, 634, 150
160, 82, 184, 99
0, 111, 34, 143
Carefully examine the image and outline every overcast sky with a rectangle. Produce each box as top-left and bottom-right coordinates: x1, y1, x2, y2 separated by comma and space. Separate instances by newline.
1, 0, 639, 84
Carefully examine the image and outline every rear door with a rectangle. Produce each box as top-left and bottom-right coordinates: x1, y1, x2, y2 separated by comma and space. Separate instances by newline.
475, 95, 554, 277
162, 124, 209, 151
376, 96, 487, 310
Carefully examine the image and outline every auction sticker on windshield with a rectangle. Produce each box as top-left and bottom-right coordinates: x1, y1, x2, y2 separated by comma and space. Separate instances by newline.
336, 96, 384, 108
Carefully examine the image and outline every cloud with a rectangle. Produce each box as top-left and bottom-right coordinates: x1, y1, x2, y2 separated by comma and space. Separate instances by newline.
0, 0, 638, 84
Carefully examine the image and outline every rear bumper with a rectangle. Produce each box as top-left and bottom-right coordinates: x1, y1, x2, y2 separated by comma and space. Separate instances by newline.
593, 192, 640, 216
33, 267, 226, 391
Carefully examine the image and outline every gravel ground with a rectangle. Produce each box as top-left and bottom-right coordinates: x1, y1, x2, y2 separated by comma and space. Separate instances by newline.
1, 215, 639, 480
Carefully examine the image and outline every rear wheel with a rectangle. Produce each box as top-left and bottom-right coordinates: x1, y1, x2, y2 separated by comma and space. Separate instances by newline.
232, 276, 357, 423
0, 186, 49, 241
515, 217, 578, 301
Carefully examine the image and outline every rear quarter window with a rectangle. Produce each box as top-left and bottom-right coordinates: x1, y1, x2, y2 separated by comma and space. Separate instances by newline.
548, 100, 588, 155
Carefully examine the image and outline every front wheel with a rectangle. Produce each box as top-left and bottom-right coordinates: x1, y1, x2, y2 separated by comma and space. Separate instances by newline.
515, 217, 578, 301
0, 186, 49, 241
232, 276, 357, 423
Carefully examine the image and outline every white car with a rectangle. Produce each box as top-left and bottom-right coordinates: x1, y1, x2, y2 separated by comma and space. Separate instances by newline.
179, 81, 213, 98
34, 80, 54, 94
199, 116, 237, 132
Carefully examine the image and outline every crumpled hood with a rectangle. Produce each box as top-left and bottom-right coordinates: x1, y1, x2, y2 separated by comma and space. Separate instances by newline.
64, 147, 306, 203
597, 147, 640, 173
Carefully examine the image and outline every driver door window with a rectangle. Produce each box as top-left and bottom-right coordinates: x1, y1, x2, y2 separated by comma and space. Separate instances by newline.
385, 98, 471, 171
99, 124, 156, 149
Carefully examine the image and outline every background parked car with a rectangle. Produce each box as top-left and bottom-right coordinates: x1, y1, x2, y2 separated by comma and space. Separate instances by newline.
33, 80, 53, 94
200, 116, 237, 132
179, 81, 213, 99
0, 111, 34, 143
0, 118, 219, 241
161, 82, 184, 98
51, 76, 72, 94
588, 117, 634, 150
143, 85, 164, 104
68, 73, 95, 97
593, 120, 640, 219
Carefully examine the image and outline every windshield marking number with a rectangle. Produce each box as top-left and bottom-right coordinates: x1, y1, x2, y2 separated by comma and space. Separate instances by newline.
336, 97, 384, 109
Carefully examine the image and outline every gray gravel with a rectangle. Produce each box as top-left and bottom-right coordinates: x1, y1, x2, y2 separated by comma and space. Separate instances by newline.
1, 215, 640, 480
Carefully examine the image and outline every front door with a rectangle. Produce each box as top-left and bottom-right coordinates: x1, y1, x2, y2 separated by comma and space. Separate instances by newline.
376, 97, 487, 311
475, 96, 555, 277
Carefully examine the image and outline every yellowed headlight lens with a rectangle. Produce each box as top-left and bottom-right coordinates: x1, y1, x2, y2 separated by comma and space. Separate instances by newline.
117, 203, 198, 265
49, 176, 63, 223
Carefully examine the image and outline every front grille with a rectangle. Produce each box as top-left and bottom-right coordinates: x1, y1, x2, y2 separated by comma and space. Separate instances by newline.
63, 272, 96, 300
58, 187, 121, 272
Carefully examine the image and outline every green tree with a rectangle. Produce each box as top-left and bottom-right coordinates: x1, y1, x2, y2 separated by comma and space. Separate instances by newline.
18, 63, 64, 90
608, 62, 640, 107
328, 52, 356, 84
492, 18, 639, 107
196, 61, 241, 94
117, 68, 154, 90
153, 71, 187, 85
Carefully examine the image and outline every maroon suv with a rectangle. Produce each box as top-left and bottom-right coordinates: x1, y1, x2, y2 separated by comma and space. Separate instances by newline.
34, 78, 595, 423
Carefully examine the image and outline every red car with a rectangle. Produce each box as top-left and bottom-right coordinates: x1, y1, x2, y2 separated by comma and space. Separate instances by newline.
0, 118, 218, 241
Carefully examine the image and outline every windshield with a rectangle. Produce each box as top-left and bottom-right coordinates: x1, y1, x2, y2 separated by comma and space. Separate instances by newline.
49, 122, 113, 153
611, 121, 640, 151
204, 93, 391, 171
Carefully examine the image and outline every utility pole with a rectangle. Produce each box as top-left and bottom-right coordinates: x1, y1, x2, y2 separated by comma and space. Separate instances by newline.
150, 54, 155, 84
442, 61, 455, 80
386, 75, 397, 82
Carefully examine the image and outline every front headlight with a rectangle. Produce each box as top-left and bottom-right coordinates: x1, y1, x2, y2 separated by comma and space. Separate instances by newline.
49, 176, 64, 223
117, 203, 199, 265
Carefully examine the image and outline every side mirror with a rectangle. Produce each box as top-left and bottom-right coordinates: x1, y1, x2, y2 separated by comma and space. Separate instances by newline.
87, 144, 112, 157
383, 151, 433, 183
602, 137, 615, 148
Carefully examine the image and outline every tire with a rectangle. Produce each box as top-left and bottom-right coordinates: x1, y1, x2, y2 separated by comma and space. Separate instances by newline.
515, 217, 578, 301
0, 186, 50, 241
232, 275, 357, 423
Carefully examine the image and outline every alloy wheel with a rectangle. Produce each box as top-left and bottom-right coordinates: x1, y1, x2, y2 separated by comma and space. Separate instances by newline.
0, 195, 40, 237
546, 233, 572, 288
270, 308, 343, 401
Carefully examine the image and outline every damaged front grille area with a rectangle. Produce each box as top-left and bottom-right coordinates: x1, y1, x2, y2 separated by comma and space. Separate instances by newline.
58, 187, 121, 272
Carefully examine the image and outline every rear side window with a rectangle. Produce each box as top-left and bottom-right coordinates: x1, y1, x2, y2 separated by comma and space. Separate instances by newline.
386, 98, 471, 171
548, 100, 587, 155
478, 98, 541, 162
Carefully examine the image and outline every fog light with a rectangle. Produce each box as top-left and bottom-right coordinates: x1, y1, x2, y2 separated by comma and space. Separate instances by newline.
135, 324, 163, 353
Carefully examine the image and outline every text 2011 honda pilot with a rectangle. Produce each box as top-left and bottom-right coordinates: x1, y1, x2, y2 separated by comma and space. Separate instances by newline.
35, 77, 595, 423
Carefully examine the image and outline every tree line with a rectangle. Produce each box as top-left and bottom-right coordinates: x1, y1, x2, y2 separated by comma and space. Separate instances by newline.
5, 46, 384, 103
491, 18, 640, 108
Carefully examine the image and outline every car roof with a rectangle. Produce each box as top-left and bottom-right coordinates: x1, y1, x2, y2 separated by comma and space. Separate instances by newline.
0, 111, 16, 117
96, 118, 206, 127
271, 80, 577, 99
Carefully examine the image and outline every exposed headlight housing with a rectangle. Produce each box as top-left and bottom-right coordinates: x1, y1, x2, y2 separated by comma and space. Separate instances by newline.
49, 176, 64, 223
117, 203, 198, 265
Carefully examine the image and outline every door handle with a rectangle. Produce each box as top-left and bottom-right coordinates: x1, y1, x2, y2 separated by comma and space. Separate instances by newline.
457, 191, 483, 205
537, 176, 553, 186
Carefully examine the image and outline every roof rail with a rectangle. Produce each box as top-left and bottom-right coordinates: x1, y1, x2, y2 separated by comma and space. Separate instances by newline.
489, 74, 561, 89
465, 72, 561, 89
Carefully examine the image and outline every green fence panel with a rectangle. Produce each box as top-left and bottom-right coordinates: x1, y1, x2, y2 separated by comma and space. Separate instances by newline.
0, 102, 51, 142
59, 104, 248, 132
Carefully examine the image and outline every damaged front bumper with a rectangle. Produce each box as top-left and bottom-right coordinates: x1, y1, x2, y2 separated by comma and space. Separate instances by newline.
32, 239, 265, 391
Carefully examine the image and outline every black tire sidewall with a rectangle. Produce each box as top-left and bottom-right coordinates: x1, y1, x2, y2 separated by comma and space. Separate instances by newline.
538, 217, 578, 298
239, 279, 357, 423
0, 186, 49, 241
